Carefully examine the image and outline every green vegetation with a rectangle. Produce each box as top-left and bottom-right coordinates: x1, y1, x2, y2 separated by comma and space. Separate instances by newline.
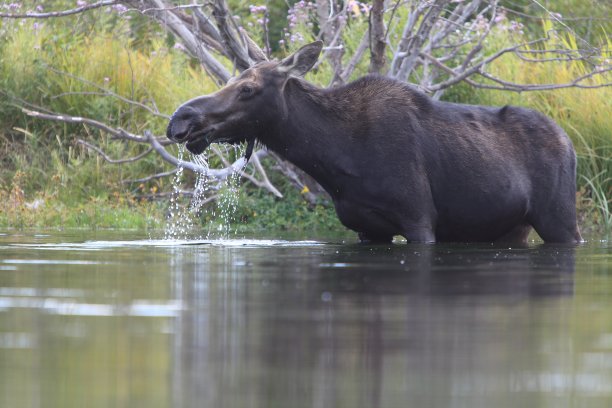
0, 1, 610, 237
0, 12, 211, 230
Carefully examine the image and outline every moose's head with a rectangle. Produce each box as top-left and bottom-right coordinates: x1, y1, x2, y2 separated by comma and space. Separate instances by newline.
166, 41, 323, 156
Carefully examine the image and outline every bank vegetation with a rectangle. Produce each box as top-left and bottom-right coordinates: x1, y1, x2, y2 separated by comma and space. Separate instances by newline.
0, 0, 610, 237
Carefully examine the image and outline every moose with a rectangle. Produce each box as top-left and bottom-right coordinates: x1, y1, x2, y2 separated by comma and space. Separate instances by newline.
167, 41, 582, 244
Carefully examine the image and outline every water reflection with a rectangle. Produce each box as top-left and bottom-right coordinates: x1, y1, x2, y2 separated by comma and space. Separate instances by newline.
167, 243, 593, 408
0, 232, 611, 408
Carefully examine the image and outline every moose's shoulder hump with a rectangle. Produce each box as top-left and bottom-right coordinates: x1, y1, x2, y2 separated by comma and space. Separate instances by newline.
340, 75, 432, 109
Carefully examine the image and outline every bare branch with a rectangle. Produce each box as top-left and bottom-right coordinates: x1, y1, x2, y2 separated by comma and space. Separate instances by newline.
192, 8, 227, 55
250, 153, 283, 198
76, 139, 153, 164
136, 190, 214, 201
239, 27, 268, 63
44, 64, 169, 119
146, 131, 280, 195
126, 0, 231, 84
340, 29, 370, 82
392, 0, 450, 80
123, 169, 179, 184
368, 0, 386, 74
0, 0, 120, 19
22, 108, 139, 141
316, 0, 345, 86
424, 34, 550, 92
127, 3, 207, 14
476, 67, 612, 91
20, 108, 173, 145
20, 105, 285, 197
420, 52, 612, 92
210, 0, 252, 70
268, 152, 328, 206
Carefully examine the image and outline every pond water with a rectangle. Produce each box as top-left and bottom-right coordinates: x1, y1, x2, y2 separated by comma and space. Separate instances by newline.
0, 230, 611, 408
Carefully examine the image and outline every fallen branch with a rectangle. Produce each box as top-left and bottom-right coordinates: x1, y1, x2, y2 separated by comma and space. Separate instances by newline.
21, 108, 173, 145
22, 106, 284, 197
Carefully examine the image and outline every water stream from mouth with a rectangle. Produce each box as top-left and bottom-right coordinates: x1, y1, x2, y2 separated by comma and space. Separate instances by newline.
163, 144, 245, 240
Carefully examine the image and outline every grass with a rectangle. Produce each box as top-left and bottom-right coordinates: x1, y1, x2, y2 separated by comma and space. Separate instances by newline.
0, 16, 214, 230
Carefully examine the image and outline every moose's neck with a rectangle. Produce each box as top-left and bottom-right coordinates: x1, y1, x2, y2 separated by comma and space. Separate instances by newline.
263, 78, 358, 196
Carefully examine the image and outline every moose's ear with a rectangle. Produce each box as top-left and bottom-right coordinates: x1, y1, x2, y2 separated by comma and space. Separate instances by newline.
278, 41, 323, 77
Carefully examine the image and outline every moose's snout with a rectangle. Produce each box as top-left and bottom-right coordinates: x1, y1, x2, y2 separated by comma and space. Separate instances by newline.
166, 106, 200, 143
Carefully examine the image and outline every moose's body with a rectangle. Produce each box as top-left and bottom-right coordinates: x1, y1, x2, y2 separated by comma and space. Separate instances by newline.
167, 42, 581, 244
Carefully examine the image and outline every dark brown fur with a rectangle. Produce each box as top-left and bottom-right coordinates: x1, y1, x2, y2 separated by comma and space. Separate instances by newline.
167, 42, 582, 244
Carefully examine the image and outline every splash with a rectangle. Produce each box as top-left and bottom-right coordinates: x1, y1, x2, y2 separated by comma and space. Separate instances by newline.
163, 144, 246, 240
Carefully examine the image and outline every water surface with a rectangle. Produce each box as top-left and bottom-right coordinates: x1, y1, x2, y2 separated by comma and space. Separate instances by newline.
0, 230, 611, 408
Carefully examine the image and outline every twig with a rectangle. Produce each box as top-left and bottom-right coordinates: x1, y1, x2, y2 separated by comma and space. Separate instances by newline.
76, 139, 153, 164
0, 0, 120, 19
211, 145, 281, 196
123, 169, 179, 184
44, 64, 169, 119
421, 52, 612, 92
126, 3, 207, 15
136, 190, 203, 200
268, 152, 325, 206
477, 68, 612, 91
210, 0, 252, 70
250, 153, 283, 198
131, 0, 231, 84
340, 29, 370, 82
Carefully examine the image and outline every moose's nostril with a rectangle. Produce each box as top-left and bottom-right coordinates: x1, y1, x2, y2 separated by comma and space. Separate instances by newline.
166, 122, 176, 141
167, 105, 202, 142
167, 116, 190, 142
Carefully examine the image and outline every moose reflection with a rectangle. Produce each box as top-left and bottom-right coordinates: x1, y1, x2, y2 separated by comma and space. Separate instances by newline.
167, 42, 581, 245
170, 243, 578, 408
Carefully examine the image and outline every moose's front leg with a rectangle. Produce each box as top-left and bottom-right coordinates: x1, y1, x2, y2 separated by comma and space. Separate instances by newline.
357, 226, 435, 244
400, 227, 436, 244
357, 231, 393, 244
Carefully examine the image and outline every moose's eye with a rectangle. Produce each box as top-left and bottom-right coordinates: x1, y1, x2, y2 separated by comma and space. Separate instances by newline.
239, 85, 255, 98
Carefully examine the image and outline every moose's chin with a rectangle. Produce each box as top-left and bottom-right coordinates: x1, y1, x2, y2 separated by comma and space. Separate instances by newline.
184, 129, 247, 155
185, 136, 211, 155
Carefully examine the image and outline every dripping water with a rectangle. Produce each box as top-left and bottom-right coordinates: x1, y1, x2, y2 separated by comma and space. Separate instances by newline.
163, 144, 191, 240
163, 144, 246, 241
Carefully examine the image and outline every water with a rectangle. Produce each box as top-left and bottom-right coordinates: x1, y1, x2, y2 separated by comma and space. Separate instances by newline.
164, 145, 245, 241
0, 230, 611, 408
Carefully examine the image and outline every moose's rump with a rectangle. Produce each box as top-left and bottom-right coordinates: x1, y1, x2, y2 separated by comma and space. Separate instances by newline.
417, 102, 577, 242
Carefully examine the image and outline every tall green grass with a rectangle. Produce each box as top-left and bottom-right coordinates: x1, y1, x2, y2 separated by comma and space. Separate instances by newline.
0, 16, 217, 229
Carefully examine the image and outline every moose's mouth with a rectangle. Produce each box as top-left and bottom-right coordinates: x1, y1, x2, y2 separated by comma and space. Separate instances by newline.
184, 127, 215, 155
184, 128, 247, 156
